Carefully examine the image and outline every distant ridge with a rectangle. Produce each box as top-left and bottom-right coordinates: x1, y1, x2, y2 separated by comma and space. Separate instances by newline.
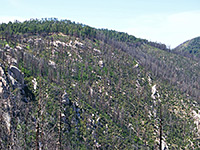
173, 36, 200, 59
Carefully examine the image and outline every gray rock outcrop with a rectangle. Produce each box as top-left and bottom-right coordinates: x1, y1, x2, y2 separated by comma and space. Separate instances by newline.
8, 65, 24, 85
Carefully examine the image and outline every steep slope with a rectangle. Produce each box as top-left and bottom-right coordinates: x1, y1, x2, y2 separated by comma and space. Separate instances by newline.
129, 44, 200, 101
99, 33, 200, 102
0, 19, 200, 149
173, 36, 200, 59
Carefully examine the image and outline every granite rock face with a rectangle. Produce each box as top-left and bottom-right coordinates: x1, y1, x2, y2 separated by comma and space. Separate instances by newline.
8, 65, 24, 85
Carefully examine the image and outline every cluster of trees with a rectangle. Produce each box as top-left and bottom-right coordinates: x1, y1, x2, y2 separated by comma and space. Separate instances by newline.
0, 18, 171, 50
0, 18, 96, 40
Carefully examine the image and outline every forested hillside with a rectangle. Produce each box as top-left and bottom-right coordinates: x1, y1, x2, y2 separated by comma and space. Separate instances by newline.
173, 36, 200, 60
0, 18, 200, 149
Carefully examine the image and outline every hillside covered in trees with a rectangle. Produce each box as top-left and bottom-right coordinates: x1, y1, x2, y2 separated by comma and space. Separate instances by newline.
0, 18, 200, 149
173, 36, 200, 60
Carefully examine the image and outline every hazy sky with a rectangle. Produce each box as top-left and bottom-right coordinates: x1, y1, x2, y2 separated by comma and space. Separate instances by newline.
1, 0, 200, 48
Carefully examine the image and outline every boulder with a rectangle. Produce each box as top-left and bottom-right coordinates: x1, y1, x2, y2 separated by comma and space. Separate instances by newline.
8, 65, 24, 84
62, 92, 70, 105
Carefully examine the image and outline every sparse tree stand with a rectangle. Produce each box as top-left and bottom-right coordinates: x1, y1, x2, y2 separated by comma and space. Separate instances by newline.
36, 94, 41, 150
159, 101, 162, 150
36, 77, 43, 150
56, 93, 62, 150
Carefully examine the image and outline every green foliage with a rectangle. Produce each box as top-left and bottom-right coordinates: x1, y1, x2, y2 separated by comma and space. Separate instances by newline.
174, 36, 200, 59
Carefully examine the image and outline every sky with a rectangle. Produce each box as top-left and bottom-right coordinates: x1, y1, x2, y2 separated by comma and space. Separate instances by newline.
1, 0, 200, 48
